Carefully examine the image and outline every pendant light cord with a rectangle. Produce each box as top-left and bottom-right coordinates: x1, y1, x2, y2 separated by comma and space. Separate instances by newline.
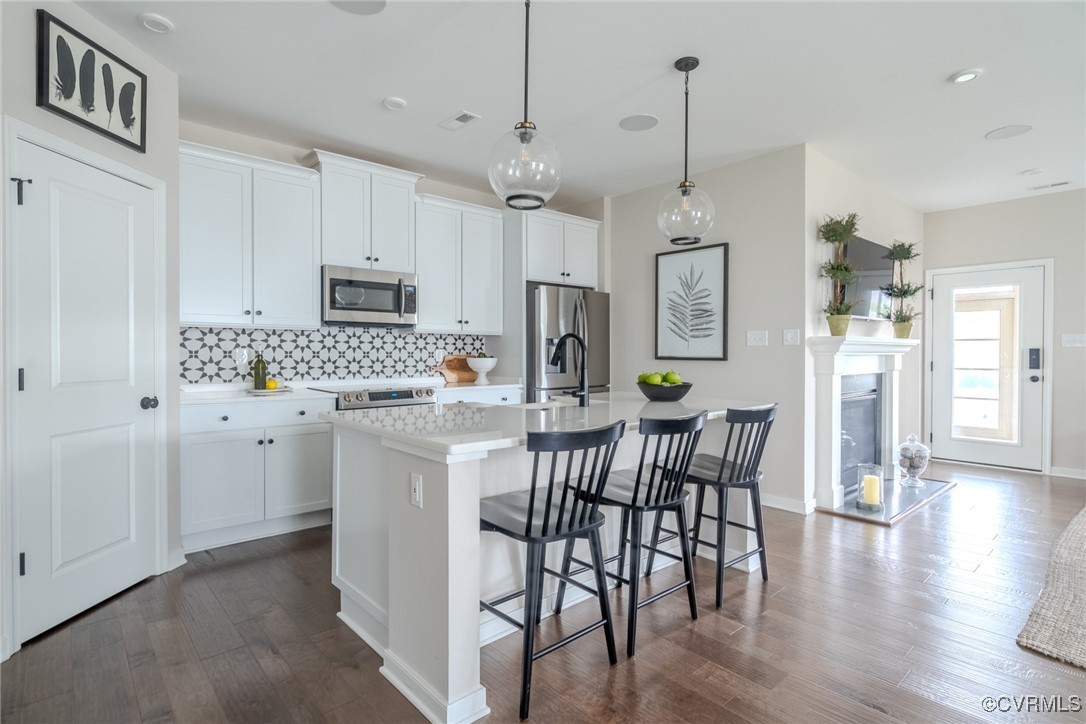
683, 70, 690, 183
523, 0, 531, 124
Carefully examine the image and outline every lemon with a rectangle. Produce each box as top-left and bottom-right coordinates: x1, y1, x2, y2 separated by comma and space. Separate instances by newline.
266, 379, 279, 390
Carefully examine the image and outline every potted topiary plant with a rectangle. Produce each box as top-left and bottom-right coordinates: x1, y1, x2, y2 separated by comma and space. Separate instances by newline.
881, 242, 924, 338
818, 213, 861, 336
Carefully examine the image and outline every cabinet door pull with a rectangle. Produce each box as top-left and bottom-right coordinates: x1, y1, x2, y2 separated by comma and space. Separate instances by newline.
255, 310, 262, 316
457, 320, 462, 324
244, 309, 252, 315
267, 438, 274, 445
373, 257, 380, 262
464, 320, 469, 325
501, 397, 508, 402
221, 415, 229, 421
298, 410, 306, 416
365, 256, 372, 261
258, 439, 264, 445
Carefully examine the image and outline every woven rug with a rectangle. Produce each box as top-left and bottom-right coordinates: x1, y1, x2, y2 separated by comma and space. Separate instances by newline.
1017, 506, 1086, 669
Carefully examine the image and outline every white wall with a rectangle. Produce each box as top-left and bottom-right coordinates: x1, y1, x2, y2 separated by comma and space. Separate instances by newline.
1, 0, 181, 657
610, 146, 809, 511
924, 190, 1086, 477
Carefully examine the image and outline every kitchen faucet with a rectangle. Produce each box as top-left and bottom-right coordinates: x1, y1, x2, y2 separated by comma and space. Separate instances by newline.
549, 333, 590, 407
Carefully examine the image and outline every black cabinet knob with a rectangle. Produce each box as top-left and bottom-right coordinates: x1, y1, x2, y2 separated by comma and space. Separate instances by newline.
255, 310, 262, 316
267, 438, 274, 445
258, 439, 264, 445
365, 256, 372, 261
501, 397, 508, 402
221, 415, 229, 421
464, 320, 469, 325
244, 309, 252, 315
457, 320, 462, 324
374, 257, 380, 262
298, 410, 306, 416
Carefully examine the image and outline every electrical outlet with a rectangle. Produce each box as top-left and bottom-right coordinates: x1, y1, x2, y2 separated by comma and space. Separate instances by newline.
746, 330, 769, 347
410, 473, 423, 508
783, 329, 801, 346
232, 347, 250, 366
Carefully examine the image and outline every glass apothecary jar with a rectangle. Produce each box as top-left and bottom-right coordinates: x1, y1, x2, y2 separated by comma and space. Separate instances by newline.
856, 463, 884, 512
897, 434, 930, 488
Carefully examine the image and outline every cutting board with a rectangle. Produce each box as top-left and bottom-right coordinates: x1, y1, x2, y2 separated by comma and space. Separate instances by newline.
429, 354, 478, 383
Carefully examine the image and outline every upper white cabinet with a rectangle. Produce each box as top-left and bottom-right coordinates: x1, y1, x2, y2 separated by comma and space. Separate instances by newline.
180, 143, 320, 329
520, 210, 599, 288
308, 150, 422, 273
415, 195, 503, 335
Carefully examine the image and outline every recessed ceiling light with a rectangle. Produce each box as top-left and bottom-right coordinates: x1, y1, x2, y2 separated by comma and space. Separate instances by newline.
330, 1, 387, 16
1018, 168, 1045, 176
382, 97, 407, 111
137, 12, 174, 34
619, 114, 659, 132
985, 124, 1033, 140
948, 68, 983, 84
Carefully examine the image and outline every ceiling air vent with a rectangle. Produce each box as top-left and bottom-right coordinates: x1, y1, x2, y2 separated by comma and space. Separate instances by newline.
439, 110, 481, 131
1029, 181, 1071, 191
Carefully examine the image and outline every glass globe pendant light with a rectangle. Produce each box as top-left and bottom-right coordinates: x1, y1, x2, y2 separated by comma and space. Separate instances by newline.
658, 57, 715, 245
488, 0, 561, 210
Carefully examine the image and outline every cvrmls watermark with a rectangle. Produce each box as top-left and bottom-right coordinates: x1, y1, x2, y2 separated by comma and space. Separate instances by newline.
981, 695, 1082, 713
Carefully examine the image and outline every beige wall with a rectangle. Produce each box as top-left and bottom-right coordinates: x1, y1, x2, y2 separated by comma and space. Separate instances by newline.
924, 190, 1086, 477
609, 146, 809, 511
1, 1, 181, 655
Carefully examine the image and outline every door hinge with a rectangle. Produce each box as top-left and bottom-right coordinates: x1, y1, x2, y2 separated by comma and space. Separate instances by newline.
18, 368, 25, 391
19, 553, 25, 576
10, 177, 32, 205
929, 432, 933, 443
930, 361, 933, 372
929, 288, 933, 300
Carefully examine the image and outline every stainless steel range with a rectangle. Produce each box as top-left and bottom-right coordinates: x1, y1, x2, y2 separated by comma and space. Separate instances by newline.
309, 383, 437, 410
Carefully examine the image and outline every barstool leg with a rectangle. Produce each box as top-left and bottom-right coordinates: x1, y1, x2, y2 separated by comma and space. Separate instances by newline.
644, 510, 664, 576
587, 528, 618, 665
615, 507, 631, 589
690, 485, 706, 557
676, 503, 699, 620
715, 487, 729, 608
626, 511, 643, 657
751, 483, 769, 582
553, 537, 576, 614
519, 542, 545, 719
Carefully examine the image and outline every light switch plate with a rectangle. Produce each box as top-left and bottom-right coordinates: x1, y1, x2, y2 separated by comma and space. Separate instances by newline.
410, 473, 423, 508
1062, 333, 1086, 348
746, 330, 769, 347
783, 329, 801, 346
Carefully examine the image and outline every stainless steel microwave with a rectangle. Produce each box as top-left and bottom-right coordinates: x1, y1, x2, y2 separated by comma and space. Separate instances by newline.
322, 265, 418, 327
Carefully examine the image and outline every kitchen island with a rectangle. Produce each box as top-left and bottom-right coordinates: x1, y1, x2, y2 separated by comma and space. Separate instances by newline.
321, 391, 770, 723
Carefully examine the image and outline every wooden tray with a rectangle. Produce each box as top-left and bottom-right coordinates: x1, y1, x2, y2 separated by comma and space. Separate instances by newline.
429, 354, 478, 383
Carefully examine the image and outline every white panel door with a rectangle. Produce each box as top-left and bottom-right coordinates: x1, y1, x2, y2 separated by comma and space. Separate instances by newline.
265, 425, 333, 519
930, 266, 1046, 469
180, 154, 253, 325
563, 223, 599, 289
370, 175, 415, 272
461, 212, 504, 335
319, 164, 370, 268
12, 140, 157, 643
525, 215, 565, 284
252, 170, 321, 329
180, 429, 266, 534
414, 203, 462, 333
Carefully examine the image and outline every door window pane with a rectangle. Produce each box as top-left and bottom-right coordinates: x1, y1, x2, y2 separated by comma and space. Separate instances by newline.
953, 370, 1000, 400
950, 287, 1019, 443
953, 340, 1000, 369
953, 398, 1000, 429
954, 310, 1001, 339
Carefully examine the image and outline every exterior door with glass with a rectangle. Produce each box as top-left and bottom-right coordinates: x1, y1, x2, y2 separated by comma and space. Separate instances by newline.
928, 265, 1046, 470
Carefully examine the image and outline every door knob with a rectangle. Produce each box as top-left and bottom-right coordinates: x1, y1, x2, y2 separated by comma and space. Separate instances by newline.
140, 396, 159, 410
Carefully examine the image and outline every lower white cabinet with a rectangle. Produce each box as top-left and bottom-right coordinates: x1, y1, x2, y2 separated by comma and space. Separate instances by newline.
180, 403, 333, 549
434, 387, 522, 405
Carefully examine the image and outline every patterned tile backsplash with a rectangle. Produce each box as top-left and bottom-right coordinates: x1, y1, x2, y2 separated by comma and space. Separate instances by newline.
180, 326, 484, 384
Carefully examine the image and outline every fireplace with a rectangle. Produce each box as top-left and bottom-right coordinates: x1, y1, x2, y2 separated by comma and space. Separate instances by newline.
840, 374, 882, 495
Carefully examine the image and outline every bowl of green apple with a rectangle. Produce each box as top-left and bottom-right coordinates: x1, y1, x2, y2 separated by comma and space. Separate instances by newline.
636, 370, 692, 401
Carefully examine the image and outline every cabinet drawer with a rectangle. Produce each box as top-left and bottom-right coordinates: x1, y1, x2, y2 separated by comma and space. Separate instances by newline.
436, 388, 521, 406
182, 398, 336, 434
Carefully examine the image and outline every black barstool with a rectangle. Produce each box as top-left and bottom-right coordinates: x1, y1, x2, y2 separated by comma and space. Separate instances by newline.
479, 420, 626, 720
647, 404, 777, 608
553, 411, 707, 656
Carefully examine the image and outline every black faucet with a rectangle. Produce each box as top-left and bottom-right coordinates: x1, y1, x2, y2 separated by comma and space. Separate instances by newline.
549, 333, 590, 407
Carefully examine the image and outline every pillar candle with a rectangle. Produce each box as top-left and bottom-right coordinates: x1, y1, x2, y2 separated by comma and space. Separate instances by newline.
862, 474, 881, 505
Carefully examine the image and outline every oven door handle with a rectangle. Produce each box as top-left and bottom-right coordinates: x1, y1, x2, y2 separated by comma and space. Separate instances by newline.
397, 278, 406, 318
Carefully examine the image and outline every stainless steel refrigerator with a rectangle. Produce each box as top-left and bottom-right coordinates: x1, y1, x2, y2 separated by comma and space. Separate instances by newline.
526, 283, 610, 403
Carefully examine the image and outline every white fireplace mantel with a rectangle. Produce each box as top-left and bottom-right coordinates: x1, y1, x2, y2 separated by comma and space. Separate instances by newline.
807, 336, 919, 511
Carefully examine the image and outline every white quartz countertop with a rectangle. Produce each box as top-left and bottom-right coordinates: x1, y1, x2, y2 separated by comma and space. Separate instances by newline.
320, 391, 771, 457
180, 376, 522, 406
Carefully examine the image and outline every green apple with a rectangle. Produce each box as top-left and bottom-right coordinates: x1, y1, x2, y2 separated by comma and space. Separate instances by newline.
637, 372, 649, 383
645, 372, 664, 386
664, 370, 682, 384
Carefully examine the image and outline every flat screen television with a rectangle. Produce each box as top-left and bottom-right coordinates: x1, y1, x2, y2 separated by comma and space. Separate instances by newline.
844, 237, 893, 320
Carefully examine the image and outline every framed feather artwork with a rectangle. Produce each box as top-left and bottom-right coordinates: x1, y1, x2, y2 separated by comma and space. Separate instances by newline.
36, 10, 147, 153
655, 243, 728, 360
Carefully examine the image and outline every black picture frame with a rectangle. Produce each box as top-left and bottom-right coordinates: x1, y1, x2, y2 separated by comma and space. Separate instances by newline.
655, 243, 729, 361
36, 9, 147, 153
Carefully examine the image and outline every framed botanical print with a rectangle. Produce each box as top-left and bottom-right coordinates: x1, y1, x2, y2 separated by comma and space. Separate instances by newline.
655, 243, 728, 360
36, 10, 147, 153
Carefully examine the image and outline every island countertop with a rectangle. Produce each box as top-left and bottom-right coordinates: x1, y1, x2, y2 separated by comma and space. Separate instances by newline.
319, 391, 769, 457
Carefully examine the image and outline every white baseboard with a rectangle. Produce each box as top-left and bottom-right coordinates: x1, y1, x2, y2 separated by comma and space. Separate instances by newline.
381, 649, 490, 724
181, 509, 331, 553
166, 548, 187, 572
1050, 467, 1086, 481
760, 493, 816, 515
0, 635, 11, 663
338, 595, 388, 656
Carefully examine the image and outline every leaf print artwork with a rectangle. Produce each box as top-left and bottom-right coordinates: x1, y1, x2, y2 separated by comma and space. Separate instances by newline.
666, 264, 716, 347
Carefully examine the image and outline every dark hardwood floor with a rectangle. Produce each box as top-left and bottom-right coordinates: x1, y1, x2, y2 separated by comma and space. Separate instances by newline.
2, 462, 1083, 723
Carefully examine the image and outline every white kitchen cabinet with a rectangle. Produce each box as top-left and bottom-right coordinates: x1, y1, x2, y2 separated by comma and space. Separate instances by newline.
264, 424, 333, 519
520, 210, 599, 288
435, 386, 522, 405
180, 143, 320, 329
415, 195, 503, 335
181, 429, 266, 535
309, 150, 422, 273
